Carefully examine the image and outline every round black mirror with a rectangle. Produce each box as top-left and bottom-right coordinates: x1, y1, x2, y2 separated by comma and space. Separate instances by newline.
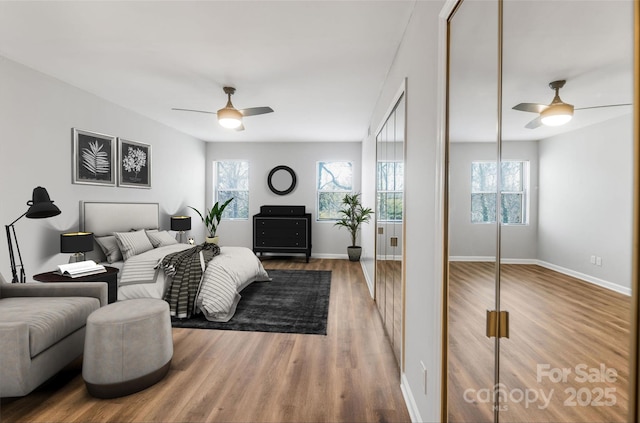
268, 165, 297, 195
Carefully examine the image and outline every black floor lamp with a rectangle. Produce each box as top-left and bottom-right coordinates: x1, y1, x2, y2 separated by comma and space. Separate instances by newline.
5, 187, 61, 283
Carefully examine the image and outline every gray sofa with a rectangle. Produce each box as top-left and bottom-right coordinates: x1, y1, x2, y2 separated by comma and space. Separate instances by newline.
0, 273, 107, 397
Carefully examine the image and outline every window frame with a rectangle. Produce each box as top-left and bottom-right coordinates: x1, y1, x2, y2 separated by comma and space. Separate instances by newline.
214, 160, 249, 221
470, 160, 529, 225
376, 160, 404, 223
316, 161, 353, 221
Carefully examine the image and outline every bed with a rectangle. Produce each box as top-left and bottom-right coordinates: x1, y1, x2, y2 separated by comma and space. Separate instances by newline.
80, 201, 270, 322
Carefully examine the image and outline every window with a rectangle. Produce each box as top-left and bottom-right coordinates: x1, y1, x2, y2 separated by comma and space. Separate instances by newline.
471, 160, 528, 224
317, 161, 353, 220
215, 161, 249, 219
377, 161, 404, 221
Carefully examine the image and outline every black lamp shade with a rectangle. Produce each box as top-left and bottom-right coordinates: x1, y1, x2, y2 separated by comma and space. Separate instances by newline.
26, 187, 61, 219
171, 216, 191, 231
60, 232, 94, 253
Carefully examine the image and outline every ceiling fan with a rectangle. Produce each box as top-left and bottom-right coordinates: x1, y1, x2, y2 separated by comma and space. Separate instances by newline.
172, 86, 273, 131
512, 80, 631, 129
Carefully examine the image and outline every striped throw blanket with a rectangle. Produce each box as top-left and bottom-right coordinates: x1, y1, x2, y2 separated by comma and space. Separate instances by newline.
161, 243, 220, 318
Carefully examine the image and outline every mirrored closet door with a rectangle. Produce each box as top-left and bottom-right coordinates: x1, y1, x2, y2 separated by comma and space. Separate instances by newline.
444, 0, 636, 421
446, 1, 499, 420
376, 90, 406, 368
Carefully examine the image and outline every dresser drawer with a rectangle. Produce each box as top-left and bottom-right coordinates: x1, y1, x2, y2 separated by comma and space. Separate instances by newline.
255, 236, 307, 248
253, 212, 312, 262
256, 217, 307, 228
257, 218, 306, 234
259, 205, 306, 215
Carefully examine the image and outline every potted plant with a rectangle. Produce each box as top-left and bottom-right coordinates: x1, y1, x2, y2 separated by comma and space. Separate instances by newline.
188, 198, 234, 244
334, 192, 373, 261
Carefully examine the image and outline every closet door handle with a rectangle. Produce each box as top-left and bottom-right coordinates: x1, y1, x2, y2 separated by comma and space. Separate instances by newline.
486, 310, 509, 338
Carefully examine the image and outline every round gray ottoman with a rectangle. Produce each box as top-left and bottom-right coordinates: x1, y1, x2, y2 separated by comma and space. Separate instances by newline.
82, 298, 173, 398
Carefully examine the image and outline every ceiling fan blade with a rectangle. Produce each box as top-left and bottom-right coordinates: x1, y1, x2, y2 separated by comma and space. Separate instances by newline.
525, 116, 544, 129
513, 103, 548, 113
239, 106, 274, 117
575, 103, 632, 111
172, 108, 217, 115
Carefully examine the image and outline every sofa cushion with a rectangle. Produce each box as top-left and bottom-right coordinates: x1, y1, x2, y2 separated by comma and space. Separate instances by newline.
0, 296, 100, 357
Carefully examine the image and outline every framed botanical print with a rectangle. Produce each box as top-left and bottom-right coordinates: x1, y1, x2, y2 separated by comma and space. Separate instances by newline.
118, 138, 151, 189
72, 128, 116, 186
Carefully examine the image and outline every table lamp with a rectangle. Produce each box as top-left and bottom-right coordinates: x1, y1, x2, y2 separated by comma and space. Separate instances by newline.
5, 186, 61, 283
171, 216, 191, 243
60, 232, 94, 263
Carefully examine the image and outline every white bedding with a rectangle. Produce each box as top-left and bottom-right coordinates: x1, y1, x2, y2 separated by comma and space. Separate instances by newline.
196, 246, 271, 322
117, 244, 270, 321
118, 244, 191, 301
108, 260, 124, 281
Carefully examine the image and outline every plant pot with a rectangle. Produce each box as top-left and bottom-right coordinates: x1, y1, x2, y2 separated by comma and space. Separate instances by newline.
206, 236, 219, 244
347, 246, 362, 262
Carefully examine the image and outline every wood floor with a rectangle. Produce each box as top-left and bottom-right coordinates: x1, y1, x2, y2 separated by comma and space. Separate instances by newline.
448, 261, 631, 423
0, 258, 410, 423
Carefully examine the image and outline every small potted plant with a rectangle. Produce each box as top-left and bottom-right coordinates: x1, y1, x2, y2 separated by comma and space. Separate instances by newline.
334, 192, 373, 261
189, 198, 234, 244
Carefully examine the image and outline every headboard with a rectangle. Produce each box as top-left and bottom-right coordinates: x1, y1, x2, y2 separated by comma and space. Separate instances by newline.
80, 201, 160, 262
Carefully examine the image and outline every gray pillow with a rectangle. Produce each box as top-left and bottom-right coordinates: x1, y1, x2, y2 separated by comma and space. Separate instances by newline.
146, 230, 179, 248
95, 235, 123, 263
114, 230, 154, 261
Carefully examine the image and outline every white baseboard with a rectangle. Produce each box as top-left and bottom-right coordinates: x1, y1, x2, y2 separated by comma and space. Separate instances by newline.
536, 260, 631, 296
361, 260, 375, 297
309, 253, 346, 259
449, 256, 536, 264
449, 256, 631, 296
449, 255, 496, 262
401, 373, 423, 423
376, 254, 403, 261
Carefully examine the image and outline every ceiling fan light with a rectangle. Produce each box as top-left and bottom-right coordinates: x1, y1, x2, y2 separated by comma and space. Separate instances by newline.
217, 108, 243, 129
540, 103, 574, 127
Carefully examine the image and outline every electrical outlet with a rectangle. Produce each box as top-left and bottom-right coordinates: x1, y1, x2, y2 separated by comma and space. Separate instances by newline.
596, 256, 602, 266
590, 255, 596, 264
420, 361, 427, 396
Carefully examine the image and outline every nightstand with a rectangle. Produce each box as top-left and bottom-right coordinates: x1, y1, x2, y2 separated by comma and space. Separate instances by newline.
33, 266, 119, 304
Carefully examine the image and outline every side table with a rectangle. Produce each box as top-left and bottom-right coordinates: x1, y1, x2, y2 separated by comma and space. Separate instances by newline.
33, 266, 119, 304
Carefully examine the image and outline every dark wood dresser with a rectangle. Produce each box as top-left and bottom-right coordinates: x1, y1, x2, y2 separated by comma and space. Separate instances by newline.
253, 205, 312, 262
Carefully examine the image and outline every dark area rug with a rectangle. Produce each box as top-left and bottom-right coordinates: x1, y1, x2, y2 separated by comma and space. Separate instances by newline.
171, 269, 331, 335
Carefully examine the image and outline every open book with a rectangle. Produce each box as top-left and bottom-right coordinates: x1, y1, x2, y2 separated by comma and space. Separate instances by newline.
56, 260, 106, 278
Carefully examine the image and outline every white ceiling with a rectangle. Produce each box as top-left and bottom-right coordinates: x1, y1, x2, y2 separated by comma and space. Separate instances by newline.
449, 0, 633, 143
0, 1, 633, 145
0, 1, 416, 143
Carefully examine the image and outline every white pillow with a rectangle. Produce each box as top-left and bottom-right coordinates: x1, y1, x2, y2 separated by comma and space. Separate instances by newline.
95, 235, 123, 263
114, 230, 154, 261
146, 230, 179, 248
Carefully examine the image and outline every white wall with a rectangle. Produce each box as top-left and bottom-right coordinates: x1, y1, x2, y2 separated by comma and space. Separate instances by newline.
363, 1, 445, 421
538, 114, 633, 290
449, 115, 632, 293
449, 141, 539, 260
0, 56, 206, 281
205, 141, 363, 257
